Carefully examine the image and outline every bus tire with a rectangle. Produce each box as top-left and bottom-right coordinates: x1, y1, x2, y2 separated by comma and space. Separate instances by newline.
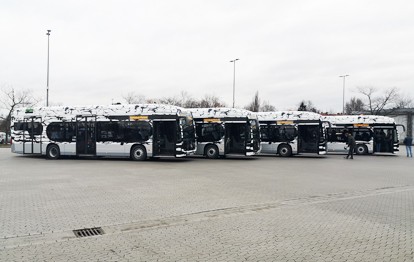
131, 145, 147, 161
278, 144, 292, 157
356, 144, 368, 155
205, 145, 219, 159
46, 144, 60, 160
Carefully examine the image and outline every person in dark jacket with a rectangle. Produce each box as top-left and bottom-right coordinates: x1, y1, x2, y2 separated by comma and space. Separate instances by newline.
403, 135, 413, 157
345, 132, 356, 159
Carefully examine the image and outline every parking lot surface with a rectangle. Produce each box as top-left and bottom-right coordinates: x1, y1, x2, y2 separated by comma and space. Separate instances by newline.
0, 148, 413, 261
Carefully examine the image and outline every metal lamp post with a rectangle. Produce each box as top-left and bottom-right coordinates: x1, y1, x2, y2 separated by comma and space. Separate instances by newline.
339, 74, 349, 114
46, 30, 51, 107
230, 58, 239, 108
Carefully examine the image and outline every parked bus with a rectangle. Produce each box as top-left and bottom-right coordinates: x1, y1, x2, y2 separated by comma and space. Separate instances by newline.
256, 111, 330, 157
189, 108, 260, 158
11, 104, 196, 160
322, 115, 404, 155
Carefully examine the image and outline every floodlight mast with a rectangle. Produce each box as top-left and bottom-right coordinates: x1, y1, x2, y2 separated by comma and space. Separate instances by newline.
339, 74, 349, 114
230, 58, 239, 108
46, 30, 51, 107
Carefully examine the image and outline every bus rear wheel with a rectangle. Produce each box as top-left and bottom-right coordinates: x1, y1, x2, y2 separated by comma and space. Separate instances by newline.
356, 144, 368, 155
205, 145, 219, 159
278, 144, 292, 157
131, 145, 147, 161
46, 144, 60, 160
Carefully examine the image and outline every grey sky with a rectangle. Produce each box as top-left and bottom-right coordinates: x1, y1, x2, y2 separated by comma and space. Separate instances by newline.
1, 0, 413, 112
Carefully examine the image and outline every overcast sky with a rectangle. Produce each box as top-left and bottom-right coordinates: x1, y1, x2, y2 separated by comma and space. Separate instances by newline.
1, 0, 414, 112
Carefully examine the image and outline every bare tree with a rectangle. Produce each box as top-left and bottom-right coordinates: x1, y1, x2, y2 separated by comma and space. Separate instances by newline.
260, 101, 276, 112
245, 91, 261, 112
297, 100, 319, 113
157, 91, 197, 107
157, 91, 226, 108
345, 97, 365, 114
0, 87, 38, 143
394, 93, 413, 109
357, 86, 406, 115
122, 91, 146, 104
199, 95, 226, 108
244, 91, 276, 112
158, 96, 181, 106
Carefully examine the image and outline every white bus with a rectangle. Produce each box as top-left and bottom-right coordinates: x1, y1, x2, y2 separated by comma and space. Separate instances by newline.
322, 115, 404, 155
11, 104, 196, 160
189, 108, 261, 159
257, 111, 330, 157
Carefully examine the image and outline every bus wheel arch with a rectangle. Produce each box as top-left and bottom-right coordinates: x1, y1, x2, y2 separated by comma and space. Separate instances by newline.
277, 144, 292, 157
356, 144, 368, 155
130, 144, 147, 161
46, 144, 60, 160
204, 144, 219, 159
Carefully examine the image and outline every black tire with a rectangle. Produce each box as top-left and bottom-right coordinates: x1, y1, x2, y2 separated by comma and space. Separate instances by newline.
356, 144, 368, 155
205, 145, 219, 159
278, 144, 292, 157
46, 144, 60, 160
131, 145, 147, 161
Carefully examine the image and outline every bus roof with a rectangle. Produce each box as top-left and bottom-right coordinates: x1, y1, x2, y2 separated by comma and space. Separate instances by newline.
256, 111, 322, 121
189, 108, 257, 119
321, 115, 395, 124
13, 104, 189, 119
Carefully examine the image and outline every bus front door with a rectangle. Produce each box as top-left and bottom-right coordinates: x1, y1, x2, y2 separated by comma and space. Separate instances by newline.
23, 117, 42, 154
76, 116, 96, 156
298, 125, 319, 154
224, 123, 246, 154
153, 120, 177, 156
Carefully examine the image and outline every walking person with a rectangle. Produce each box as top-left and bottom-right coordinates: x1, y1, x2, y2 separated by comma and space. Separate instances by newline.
403, 135, 413, 157
345, 132, 356, 159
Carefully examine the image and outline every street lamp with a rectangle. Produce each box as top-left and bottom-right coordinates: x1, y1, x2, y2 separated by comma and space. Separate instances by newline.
339, 74, 349, 114
46, 30, 51, 107
230, 58, 239, 108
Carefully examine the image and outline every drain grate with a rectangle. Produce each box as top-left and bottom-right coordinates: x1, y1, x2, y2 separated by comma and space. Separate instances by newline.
73, 227, 105, 238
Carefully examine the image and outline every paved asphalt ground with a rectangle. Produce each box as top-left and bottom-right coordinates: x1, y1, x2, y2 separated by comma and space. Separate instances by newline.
0, 147, 413, 262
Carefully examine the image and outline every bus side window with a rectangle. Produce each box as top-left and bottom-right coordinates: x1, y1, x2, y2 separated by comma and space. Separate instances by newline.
14, 121, 43, 137
329, 129, 337, 142
269, 126, 281, 142
260, 125, 269, 142
46, 122, 64, 141
97, 121, 124, 142
283, 126, 296, 142
65, 123, 76, 142
197, 123, 223, 142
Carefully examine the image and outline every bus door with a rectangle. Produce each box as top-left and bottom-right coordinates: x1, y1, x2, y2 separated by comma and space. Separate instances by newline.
297, 124, 319, 154
23, 116, 42, 154
224, 122, 246, 154
373, 127, 394, 153
76, 116, 96, 156
153, 120, 177, 156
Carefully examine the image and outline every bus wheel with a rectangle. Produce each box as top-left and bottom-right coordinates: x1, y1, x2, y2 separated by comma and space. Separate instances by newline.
205, 145, 219, 159
131, 145, 147, 161
356, 144, 368, 155
278, 144, 292, 157
46, 144, 60, 160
